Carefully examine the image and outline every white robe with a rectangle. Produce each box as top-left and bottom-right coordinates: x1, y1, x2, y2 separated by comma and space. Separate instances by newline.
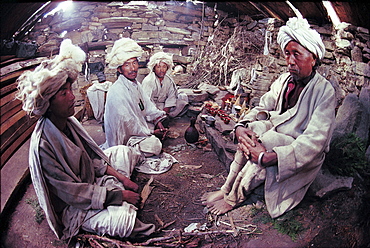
29, 116, 142, 239
104, 75, 165, 147
226, 72, 336, 218
142, 72, 188, 118
103, 75, 176, 174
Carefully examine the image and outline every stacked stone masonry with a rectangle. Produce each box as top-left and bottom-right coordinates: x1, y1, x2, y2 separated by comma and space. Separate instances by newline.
22, 1, 369, 111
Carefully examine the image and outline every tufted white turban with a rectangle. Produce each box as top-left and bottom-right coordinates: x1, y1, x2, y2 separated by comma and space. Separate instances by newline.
147, 52, 174, 73
277, 17, 325, 60
16, 39, 86, 116
106, 38, 143, 69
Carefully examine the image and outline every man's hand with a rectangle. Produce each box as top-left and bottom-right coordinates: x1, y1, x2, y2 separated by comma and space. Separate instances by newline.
163, 107, 171, 115
235, 126, 266, 164
154, 121, 169, 140
106, 166, 139, 192
117, 174, 139, 192
235, 126, 278, 166
122, 190, 141, 206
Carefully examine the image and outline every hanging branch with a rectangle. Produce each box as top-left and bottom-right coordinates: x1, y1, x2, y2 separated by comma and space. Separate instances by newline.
189, 21, 264, 88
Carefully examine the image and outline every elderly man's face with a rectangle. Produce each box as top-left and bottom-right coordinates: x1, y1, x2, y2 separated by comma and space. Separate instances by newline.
118, 57, 139, 81
284, 41, 316, 80
154, 62, 168, 80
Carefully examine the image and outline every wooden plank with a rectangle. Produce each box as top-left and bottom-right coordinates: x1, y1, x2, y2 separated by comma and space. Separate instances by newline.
0, 57, 46, 76
1, 102, 22, 125
1, 122, 36, 168
0, 110, 26, 135
1, 99, 22, 120
0, 82, 17, 98
1, 116, 37, 151
0, 56, 22, 64
0, 70, 23, 85
0, 56, 18, 64
1, 113, 28, 144
0, 91, 16, 107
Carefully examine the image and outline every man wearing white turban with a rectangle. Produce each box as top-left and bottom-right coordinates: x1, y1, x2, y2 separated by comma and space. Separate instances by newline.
142, 52, 189, 118
16, 39, 155, 240
103, 38, 177, 174
201, 17, 336, 218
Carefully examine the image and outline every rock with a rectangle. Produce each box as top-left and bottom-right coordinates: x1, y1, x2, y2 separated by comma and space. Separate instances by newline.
198, 83, 220, 95
351, 46, 363, 62
356, 87, 370, 144
178, 89, 208, 103
165, 27, 191, 35
199, 118, 234, 169
323, 40, 335, 52
331, 93, 363, 141
352, 61, 370, 77
187, 105, 202, 117
247, 20, 257, 30
310, 169, 353, 198
142, 23, 158, 31
357, 27, 369, 34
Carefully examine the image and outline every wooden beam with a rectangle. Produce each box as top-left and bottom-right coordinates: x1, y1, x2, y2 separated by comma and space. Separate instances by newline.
1, 101, 22, 125
1, 122, 36, 168
0, 57, 45, 76
1, 115, 36, 151
0, 109, 26, 135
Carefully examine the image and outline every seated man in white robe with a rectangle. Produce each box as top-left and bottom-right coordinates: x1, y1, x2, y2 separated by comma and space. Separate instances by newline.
201, 17, 336, 219
16, 39, 155, 241
103, 38, 176, 174
86, 71, 112, 124
142, 52, 188, 118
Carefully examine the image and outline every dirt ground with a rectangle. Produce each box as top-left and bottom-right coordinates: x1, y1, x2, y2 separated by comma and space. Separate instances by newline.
1, 116, 369, 248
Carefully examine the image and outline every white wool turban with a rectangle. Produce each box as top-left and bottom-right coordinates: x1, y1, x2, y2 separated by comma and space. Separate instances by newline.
16, 39, 86, 116
277, 17, 325, 60
106, 38, 143, 69
147, 52, 174, 72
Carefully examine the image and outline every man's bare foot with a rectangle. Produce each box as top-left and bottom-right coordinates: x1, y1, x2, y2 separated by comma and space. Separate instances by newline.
201, 190, 224, 205
207, 199, 234, 215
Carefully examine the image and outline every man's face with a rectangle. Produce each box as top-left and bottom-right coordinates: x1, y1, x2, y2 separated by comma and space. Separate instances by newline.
118, 57, 139, 81
48, 81, 75, 119
154, 61, 168, 80
284, 41, 316, 80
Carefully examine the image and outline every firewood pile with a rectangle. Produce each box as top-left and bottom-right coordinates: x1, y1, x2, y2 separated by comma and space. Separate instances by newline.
189, 20, 265, 88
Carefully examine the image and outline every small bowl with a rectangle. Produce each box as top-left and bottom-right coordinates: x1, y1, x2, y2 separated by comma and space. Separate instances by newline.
200, 114, 208, 121
205, 116, 216, 126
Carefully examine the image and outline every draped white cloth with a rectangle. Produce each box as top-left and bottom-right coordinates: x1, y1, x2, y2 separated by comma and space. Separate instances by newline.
86, 80, 112, 123
29, 116, 142, 239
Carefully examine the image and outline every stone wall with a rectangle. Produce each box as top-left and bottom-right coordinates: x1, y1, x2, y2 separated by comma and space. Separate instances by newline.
190, 16, 370, 109
25, 1, 219, 102
23, 1, 369, 119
